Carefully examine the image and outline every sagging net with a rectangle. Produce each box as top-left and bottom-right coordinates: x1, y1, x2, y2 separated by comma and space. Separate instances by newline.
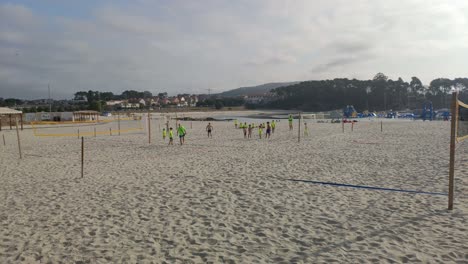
457, 99, 468, 142
31, 117, 143, 137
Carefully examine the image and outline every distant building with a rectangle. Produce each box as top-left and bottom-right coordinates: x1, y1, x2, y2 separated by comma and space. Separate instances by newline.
106, 100, 124, 106
244, 93, 276, 104
189, 95, 198, 107
161, 98, 171, 105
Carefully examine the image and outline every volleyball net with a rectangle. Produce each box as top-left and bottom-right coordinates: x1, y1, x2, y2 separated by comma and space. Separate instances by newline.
448, 92, 467, 210
302, 113, 330, 120
31, 116, 144, 137
456, 97, 468, 142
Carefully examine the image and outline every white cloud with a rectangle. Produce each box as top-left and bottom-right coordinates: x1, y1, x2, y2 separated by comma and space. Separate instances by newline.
1, 1, 468, 99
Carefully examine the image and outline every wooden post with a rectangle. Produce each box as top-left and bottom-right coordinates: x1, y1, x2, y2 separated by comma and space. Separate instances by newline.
381, 121, 383, 132
9, 114, 12, 130
448, 92, 458, 210
20, 114, 23, 131
109, 128, 112, 136
81, 136, 84, 178
342, 119, 344, 133
118, 113, 121, 136
175, 113, 178, 135
148, 112, 151, 144
15, 117, 22, 159
2, 134, 5, 146
94, 127, 96, 137
351, 122, 354, 132
298, 113, 301, 143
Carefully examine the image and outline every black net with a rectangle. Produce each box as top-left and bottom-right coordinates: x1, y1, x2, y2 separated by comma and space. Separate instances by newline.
458, 101, 468, 141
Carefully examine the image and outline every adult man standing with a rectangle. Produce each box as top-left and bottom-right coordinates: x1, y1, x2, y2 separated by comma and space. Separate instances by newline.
206, 122, 213, 138
178, 124, 187, 145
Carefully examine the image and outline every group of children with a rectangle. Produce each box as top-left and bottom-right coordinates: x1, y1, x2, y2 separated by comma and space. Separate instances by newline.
236, 117, 309, 138
162, 123, 187, 145
161, 116, 309, 145
235, 120, 277, 139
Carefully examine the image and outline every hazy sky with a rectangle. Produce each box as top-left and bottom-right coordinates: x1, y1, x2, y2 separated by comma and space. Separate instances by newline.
1, 0, 468, 99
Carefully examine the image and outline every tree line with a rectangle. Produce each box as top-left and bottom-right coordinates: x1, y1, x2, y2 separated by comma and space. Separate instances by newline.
3, 74, 468, 113
73, 90, 170, 111
269, 73, 468, 112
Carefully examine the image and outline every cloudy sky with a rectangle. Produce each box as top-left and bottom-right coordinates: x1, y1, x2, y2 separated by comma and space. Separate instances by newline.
1, 0, 467, 99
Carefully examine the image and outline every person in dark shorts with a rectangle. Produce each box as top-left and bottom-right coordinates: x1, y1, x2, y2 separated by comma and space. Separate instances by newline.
178, 124, 187, 145
266, 122, 272, 139
206, 123, 213, 138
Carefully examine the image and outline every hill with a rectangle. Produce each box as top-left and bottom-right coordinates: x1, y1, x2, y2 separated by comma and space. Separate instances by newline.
218, 82, 298, 97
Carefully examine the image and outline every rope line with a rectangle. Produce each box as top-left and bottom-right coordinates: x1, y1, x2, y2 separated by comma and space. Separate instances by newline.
286, 179, 447, 196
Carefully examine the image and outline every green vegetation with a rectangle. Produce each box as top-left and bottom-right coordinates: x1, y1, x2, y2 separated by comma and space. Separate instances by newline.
269, 74, 468, 111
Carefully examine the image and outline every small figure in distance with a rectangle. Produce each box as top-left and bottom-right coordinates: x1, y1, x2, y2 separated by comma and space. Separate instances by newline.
288, 114, 293, 131
304, 122, 309, 137
266, 122, 271, 139
248, 124, 253, 138
206, 122, 213, 138
168, 127, 174, 145
162, 128, 167, 141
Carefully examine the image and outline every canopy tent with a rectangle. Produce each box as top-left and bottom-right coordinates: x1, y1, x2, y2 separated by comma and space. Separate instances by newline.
0, 107, 23, 131
73, 110, 100, 122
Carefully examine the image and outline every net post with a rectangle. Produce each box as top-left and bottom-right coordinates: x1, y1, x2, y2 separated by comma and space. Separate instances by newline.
118, 113, 121, 136
109, 128, 112, 136
342, 119, 344, 133
175, 113, 178, 135
81, 136, 84, 178
298, 112, 301, 143
148, 112, 151, 144
94, 127, 96, 137
15, 117, 22, 159
448, 92, 458, 210
2, 134, 5, 146
381, 121, 383, 132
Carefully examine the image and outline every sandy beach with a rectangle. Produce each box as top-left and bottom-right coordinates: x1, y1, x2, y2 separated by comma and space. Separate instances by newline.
1, 111, 467, 263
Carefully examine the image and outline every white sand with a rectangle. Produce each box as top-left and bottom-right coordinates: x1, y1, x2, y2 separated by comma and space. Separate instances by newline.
1, 112, 467, 263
